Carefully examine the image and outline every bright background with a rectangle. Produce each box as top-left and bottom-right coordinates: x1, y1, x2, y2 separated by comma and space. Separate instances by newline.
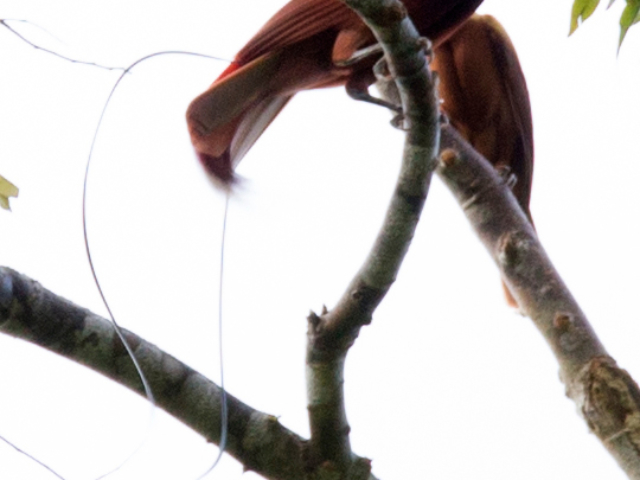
2, 0, 640, 479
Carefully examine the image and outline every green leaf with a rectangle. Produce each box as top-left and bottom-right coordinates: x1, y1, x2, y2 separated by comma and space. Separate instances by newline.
570, 0, 601, 34
0, 175, 18, 211
619, 1, 640, 47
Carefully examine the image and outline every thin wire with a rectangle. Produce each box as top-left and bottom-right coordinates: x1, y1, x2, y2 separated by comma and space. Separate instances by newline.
1, 19, 66, 45
195, 193, 230, 479
0, 434, 66, 480
0, 19, 125, 71
83, 50, 232, 480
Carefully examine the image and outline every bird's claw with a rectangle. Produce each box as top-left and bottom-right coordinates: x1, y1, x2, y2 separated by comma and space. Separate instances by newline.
417, 37, 434, 63
373, 56, 391, 81
390, 113, 408, 131
496, 165, 518, 189
334, 43, 384, 68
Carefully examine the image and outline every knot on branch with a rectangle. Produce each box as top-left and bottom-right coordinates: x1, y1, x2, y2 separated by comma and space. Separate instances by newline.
349, 285, 377, 320
570, 356, 640, 445
243, 412, 307, 477
311, 461, 341, 480
350, 457, 373, 480
306, 456, 372, 480
497, 230, 533, 277
307, 309, 362, 358
552, 312, 587, 353
439, 148, 459, 168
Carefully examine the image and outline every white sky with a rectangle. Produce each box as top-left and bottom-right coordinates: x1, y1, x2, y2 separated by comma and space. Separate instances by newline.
2, 0, 640, 479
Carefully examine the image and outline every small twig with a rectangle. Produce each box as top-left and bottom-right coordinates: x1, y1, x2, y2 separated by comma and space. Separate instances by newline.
1, 19, 125, 71
438, 125, 640, 480
305, 0, 439, 477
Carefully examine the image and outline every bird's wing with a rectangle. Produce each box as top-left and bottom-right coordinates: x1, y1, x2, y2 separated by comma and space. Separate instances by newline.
481, 15, 534, 212
236, 0, 360, 63
433, 14, 534, 213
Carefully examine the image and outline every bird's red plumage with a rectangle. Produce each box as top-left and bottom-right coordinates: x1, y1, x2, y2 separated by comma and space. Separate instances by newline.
186, 0, 484, 184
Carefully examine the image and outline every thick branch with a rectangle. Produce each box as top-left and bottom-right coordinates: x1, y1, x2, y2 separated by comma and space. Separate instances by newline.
438, 125, 640, 480
305, 0, 439, 476
0, 266, 364, 480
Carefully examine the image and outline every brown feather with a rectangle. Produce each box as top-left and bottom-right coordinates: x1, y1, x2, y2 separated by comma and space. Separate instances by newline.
187, 0, 485, 184
432, 14, 533, 220
236, 0, 361, 62
432, 14, 534, 307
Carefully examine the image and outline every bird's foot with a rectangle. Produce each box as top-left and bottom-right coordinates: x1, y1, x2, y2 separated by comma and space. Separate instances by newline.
334, 43, 383, 68
417, 37, 434, 64
496, 165, 518, 189
345, 62, 402, 113
390, 112, 407, 130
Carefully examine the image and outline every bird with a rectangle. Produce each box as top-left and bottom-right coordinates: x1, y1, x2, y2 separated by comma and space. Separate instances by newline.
186, 0, 484, 185
430, 14, 534, 306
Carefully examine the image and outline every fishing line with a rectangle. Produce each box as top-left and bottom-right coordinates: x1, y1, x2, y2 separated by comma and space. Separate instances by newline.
0, 434, 66, 480
4, 20, 234, 478
0, 19, 124, 71
83, 50, 232, 480
195, 192, 230, 480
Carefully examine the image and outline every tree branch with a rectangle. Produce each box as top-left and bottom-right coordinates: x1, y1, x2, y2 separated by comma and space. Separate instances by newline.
305, 0, 438, 477
438, 125, 640, 480
0, 266, 375, 480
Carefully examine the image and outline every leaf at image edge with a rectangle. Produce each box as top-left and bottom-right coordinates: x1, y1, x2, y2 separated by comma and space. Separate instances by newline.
0, 175, 19, 211
570, 0, 601, 34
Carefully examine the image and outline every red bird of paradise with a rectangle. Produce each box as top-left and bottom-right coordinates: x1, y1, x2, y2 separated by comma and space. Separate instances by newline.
431, 14, 534, 306
186, 0, 484, 185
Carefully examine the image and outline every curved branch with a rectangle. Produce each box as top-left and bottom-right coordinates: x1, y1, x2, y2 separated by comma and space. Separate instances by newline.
438, 125, 640, 480
0, 266, 348, 480
305, 0, 439, 476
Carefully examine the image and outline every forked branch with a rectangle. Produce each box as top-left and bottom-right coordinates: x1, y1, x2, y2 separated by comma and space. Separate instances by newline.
304, 0, 439, 477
